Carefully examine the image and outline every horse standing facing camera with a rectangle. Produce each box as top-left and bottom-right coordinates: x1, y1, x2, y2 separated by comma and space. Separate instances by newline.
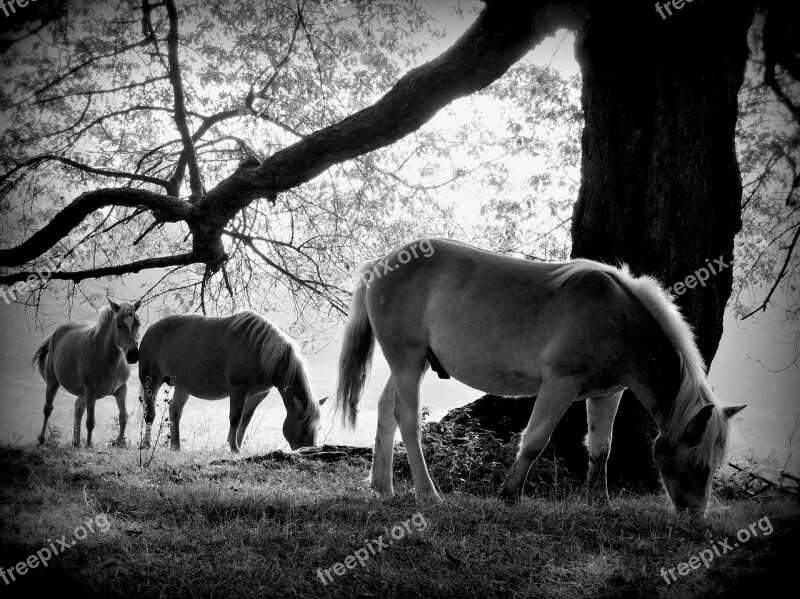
33, 299, 142, 447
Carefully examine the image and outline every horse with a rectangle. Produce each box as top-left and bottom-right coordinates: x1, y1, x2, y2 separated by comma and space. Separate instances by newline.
335, 238, 745, 514
33, 299, 142, 447
137, 311, 326, 452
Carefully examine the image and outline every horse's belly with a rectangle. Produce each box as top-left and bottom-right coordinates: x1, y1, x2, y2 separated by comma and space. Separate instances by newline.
438, 352, 543, 397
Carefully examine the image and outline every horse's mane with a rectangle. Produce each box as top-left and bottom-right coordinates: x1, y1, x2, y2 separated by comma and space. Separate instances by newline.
93, 306, 115, 333
547, 259, 729, 468
227, 311, 320, 426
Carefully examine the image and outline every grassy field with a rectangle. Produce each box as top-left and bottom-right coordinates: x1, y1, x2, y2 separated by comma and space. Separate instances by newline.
0, 443, 798, 599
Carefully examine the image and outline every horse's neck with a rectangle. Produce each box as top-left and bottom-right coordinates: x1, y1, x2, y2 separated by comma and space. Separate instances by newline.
627, 316, 683, 431
278, 374, 310, 409
88, 324, 120, 364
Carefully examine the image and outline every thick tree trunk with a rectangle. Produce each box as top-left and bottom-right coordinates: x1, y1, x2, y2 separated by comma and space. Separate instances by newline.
562, 2, 754, 489
447, 3, 754, 492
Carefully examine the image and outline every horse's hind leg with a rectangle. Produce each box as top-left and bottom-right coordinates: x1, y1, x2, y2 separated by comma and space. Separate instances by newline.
113, 384, 129, 448
38, 381, 59, 445
500, 375, 579, 502
392, 364, 440, 502
585, 391, 623, 505
84, 392, 98, 447
370, 377, 399, 497
169, 386, 191, 451
228, 387, 248, 453
235, 390, 269, 451
73, 395, 86, 447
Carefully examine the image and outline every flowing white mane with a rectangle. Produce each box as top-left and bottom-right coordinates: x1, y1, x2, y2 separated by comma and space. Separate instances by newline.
547, 259, 730, 468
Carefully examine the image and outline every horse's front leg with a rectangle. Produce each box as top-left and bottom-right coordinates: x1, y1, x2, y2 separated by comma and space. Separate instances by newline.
585, 391, 623, 506
228, 387, 247, 453
235, 390, 269, 451
370, 377, 398, 497
113, 384, 129, 448
141, 377, 158, 449
73, 395, 86, 447
500, 375, 578, 502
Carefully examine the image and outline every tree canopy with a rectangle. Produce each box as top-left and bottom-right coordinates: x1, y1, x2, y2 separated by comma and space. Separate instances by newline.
0, 0, 797, 351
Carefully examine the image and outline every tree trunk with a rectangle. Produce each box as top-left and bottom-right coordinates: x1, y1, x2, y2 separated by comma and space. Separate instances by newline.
446, 3, 754, 492
563, 2, 754, 489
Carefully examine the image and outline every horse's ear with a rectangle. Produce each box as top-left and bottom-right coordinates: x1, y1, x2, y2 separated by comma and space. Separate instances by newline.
108, 299, 120, 312
318, 396, 329, 406
723, 405, 746, 420
133, 299, 142, 312
685, 403, 715, 445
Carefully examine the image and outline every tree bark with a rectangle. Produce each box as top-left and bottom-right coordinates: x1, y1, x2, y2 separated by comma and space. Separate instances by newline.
444, 2, 755, 492
563, 2, 754, 489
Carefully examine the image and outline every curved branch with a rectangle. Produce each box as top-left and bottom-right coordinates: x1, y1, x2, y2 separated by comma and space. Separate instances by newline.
0, 154, 171, 189
742, 220, 800, 319
199, 1, 574, 213
0, 189, 191, 267
0, 252, 197, 287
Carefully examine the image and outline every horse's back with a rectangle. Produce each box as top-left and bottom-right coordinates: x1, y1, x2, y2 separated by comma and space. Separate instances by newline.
362, 239, 649, 396
139, 313, 268, 397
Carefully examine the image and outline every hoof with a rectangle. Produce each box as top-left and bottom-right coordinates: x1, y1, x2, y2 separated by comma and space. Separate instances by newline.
368, 477, 395, 498
37, 436, 45, 445
499, 488, 522, 506
414, 489, 443, 504
114, 438, 127, 449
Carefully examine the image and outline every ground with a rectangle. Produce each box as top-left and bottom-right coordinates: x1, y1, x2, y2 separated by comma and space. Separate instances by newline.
0, 444, 797, 599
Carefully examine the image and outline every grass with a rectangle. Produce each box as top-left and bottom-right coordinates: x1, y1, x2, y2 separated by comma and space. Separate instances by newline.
0, 443, 798, 599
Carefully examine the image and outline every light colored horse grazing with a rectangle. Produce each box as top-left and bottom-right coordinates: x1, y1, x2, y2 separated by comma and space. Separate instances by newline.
137, 311, 325, 452
33, 300, 142, 447
336, 239, 744, 514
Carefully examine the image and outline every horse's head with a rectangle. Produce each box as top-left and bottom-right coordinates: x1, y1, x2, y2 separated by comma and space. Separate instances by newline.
109, 299, 142, 364
653, 403, 745, 515
283, 395, 327, 450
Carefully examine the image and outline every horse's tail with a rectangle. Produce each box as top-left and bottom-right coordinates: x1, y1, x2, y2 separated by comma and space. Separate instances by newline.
335, 262, 376, 428
32, 335, 52, 381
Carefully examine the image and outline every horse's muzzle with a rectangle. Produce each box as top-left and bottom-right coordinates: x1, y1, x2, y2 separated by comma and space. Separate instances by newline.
126, 348, 140, 364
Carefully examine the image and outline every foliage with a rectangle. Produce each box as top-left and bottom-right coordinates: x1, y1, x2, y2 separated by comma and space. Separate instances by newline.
0, 1, 797, 348
391, 408, 583, 497
732, 11, 800, 359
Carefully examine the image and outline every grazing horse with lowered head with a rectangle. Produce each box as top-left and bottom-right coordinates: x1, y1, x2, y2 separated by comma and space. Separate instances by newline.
33, 300, 142, 447
335, 239, 744, 514
137, 311, 325, 452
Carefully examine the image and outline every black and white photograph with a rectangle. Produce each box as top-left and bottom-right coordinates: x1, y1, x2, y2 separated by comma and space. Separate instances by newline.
1, 0, 798, 597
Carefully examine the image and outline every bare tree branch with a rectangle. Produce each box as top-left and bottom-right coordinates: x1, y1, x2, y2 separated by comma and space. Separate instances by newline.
0, 154, 171, 190
0, 252, 197, 287
0, 189, 191, 267
164, 0, 204, 198
2, 1, 575, 283
742, 220, 800, 319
